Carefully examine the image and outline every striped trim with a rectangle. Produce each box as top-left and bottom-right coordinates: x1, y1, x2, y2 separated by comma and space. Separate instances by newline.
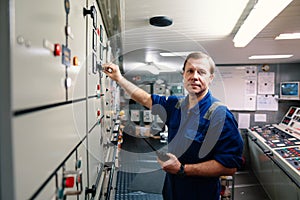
203, 101, 225, 120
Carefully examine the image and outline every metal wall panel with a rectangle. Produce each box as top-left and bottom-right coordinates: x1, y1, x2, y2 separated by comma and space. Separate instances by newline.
10, 0, 120, 199
12, 0, 86, 110
12, 102, 85, 199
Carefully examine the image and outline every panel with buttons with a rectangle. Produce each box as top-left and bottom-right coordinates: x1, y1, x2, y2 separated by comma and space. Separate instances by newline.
248, 106, 300, 180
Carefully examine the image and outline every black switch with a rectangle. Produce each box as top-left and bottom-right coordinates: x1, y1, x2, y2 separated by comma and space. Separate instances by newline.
83, 6, 97, 29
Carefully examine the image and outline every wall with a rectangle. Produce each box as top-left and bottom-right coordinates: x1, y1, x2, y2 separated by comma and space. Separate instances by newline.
232, 63, 300, 127
123, 62, 300, 127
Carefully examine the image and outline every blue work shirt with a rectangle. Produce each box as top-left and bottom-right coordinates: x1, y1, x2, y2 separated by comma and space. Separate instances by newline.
151, 90, 244, 200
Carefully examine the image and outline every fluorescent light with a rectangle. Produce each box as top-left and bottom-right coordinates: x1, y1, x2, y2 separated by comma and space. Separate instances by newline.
249, 54, 293, 59
145, 53, 154, 63
160, 52, 193, 57
194, 0, 248, 36
275, 33, 300, 40
233, 0, 293, 47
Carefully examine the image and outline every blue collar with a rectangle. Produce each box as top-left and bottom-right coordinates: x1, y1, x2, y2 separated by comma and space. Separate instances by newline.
180, 91, 211, 115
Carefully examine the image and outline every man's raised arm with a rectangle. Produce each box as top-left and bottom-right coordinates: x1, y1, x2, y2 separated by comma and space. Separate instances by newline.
102, 63, 152, 109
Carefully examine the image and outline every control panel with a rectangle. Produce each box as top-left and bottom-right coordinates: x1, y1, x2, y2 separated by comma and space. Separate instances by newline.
280, 106, 300, 135
248, 106, 300, 174
275, 147, 300, 170
250, 125, 300, 148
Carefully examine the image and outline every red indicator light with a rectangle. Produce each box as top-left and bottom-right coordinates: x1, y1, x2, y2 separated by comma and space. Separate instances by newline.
64, 176, 75, 188
54, 44, 61, 56
97, 110, 101, 116
77, 174, 81, 183
97, 84, 100, 90
97, 28, 100, 36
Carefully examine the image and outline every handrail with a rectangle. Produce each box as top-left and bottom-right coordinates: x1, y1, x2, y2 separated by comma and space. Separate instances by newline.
105, 145, 117, 200
87, 163, 104, 200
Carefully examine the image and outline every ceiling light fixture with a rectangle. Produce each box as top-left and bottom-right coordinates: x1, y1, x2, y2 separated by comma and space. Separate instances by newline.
248, 54, 293, 59
275, 32, 300, 40
189, 0, 248, 36
160, 52, 193, 57
233, 0, 293, 47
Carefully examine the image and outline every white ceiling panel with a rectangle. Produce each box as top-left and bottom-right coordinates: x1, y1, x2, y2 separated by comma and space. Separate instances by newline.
120, 0, 300, 72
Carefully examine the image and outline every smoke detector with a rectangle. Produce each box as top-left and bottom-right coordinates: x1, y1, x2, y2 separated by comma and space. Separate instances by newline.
149, 16, 173, 27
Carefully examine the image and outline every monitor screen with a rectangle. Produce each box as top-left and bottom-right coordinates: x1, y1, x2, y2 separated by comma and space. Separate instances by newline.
281, 82, 299, 96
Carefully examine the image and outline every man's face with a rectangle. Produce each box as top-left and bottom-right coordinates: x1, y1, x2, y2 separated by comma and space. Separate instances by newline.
182, 58, 214, 96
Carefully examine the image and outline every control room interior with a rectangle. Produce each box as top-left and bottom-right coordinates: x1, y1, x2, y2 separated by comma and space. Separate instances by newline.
1, 0, 300, 200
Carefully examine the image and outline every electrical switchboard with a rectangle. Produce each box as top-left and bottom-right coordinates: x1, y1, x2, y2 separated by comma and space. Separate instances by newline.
10, 0, 121, 199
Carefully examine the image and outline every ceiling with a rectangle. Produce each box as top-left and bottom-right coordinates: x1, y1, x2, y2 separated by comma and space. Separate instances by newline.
119, 0, 300, 73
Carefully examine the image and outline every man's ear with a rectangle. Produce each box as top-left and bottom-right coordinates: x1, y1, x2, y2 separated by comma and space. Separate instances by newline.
209, 74, 214, 83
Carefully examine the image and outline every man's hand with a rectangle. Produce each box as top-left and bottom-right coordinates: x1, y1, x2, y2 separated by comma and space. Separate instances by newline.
102, 62, 152, 108
102, 63, 123, 82
157, 153, 181, 174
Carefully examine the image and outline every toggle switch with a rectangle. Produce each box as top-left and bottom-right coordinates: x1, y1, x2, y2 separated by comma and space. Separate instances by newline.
97, 109, 101, 125
65, 26, 74, 39
65, 77, 72, 88
75, 157, 82, 169
64, 0, 70, 14
83, 6, 97, 29
57, 188, 64, 199
96, 84, 101, 98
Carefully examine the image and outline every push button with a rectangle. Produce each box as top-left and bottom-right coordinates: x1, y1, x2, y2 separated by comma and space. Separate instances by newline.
73, 56, 79, 66
54, 44, 61, 56
64, 176, 75, 188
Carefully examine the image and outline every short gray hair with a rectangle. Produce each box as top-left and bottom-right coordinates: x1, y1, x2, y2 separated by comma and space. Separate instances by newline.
182, 52, 216, 74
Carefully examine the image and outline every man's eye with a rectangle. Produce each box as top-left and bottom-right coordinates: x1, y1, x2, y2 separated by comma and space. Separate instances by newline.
198, 71, 206, 75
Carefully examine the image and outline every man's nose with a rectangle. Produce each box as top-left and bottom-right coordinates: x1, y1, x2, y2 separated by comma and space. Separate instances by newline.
192, 71, 199, 79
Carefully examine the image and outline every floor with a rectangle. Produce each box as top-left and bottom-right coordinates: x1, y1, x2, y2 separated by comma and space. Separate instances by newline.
114, 132, 271, 200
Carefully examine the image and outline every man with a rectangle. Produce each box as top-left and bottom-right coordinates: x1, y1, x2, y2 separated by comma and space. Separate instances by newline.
102, 52, 243, 200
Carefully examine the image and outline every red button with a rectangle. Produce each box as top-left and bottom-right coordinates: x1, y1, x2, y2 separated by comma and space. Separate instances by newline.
97, 84, 100, 90
97, 110, 101, 116
54, 44, 61, 56
64, 176, 75, 188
